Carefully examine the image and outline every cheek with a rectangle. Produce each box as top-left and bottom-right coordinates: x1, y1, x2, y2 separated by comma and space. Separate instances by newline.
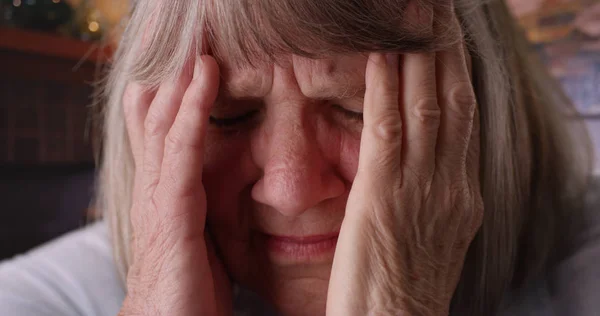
203, 133, 255, 231
316, 116, 361, 184
338, 131, 361, 182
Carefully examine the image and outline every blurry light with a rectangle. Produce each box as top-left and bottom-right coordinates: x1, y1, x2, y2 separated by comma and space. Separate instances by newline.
52, 0, 60, 3
13, 0, 21, 7
88, 21, 100, 32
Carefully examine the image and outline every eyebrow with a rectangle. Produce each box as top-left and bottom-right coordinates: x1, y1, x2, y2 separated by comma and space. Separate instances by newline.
219, 73, 367, 103
307, 82, 366, 100
216, 84, 367, 106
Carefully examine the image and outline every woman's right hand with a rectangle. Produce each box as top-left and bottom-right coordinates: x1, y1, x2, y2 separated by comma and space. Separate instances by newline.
118, 55, 232, 316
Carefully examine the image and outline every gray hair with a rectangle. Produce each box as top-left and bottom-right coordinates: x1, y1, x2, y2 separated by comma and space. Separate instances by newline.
95, 0, 594, 314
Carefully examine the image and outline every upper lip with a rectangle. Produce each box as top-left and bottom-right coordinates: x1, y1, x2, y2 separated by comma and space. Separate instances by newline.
262, 232, 340, 243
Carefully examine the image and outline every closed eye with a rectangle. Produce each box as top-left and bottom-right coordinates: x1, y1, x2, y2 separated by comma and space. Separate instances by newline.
333, 104, 363, 122
209, 110, 259, 127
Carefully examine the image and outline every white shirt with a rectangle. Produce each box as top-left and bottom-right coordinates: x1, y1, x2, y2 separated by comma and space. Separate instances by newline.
0, 221, 280, 316
2, 215, 600, 316
0, 222, 124, 316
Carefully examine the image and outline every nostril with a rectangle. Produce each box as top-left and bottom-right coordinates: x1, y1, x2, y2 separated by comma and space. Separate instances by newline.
251, 164, 346, 216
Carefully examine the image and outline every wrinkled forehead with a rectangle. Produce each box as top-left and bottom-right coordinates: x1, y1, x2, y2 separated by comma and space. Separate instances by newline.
201, 0, 444, 99
128, 0, 451, 91
219, 54, 369, 100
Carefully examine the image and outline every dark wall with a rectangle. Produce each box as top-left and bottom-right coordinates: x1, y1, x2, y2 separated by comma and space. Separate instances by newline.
0, 165, 96, 260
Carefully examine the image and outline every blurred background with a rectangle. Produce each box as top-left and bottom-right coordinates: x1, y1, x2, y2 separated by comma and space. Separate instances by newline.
0, 0, 598, 260
0, 0, 125, 259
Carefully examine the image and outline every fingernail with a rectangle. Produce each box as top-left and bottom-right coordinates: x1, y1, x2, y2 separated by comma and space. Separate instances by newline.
386, 53, 399, 68
193, 59, 203, 79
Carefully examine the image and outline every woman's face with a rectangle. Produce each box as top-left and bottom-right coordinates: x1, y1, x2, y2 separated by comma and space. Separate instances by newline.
202, 53, 369, 312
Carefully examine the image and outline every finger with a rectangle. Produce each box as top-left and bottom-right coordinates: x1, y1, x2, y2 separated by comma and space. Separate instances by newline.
466, 104, 481, 188
158, 55, 220, 232
400, 4, 439, 184
123, 84, 154, 168
123, 83, 156, 218
462, 45, 480, 186
124, 22, 159, 262
464, 44, 473, 81
123, 10, 161, 168
140, 59, 194, 199
434, 6, 477, 180
357, 52, 402, 186
124, 17, 159, 210
131, 59, 194, 253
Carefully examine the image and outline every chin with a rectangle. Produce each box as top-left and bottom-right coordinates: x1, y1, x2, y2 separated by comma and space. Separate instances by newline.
264, 276, 330, 316
220, 234, 333, 316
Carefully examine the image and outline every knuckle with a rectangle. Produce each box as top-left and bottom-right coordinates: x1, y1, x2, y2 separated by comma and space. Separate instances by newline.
142, 158, 161, 180
412, 98, 441, 125
164, 130, 184, 156
447, 82, 476, 121
141, 175, 160, 196
143, 110, 165, 139
371, 112, 403, 141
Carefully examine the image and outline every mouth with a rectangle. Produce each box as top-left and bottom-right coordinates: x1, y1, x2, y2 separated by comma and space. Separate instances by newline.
259, 232, 339, 264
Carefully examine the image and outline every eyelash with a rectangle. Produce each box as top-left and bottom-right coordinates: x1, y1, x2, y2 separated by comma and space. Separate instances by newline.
208, 106, 363, 128
333, 105, 363, 122
209, 110, 259, 127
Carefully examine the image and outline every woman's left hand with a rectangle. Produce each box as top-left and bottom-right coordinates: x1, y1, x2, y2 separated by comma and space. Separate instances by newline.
326, 3, 483, 315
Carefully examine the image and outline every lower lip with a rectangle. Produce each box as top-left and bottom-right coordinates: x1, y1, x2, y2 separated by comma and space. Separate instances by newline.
263, 234, 338, 263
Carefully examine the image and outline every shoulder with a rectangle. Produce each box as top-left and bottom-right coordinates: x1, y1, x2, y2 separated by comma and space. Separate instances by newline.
545, 177, 600, 315
0, 221, 125, 316
499, 177, 600, 316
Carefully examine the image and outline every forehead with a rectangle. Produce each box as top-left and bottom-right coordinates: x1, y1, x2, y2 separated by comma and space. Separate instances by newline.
219, 54, 369, 100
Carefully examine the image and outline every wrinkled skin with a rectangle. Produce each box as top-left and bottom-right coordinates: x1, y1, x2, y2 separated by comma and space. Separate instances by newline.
118, 1, 482, 315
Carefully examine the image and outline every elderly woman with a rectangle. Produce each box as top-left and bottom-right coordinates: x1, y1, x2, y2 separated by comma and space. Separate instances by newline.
0, 0, 598, 315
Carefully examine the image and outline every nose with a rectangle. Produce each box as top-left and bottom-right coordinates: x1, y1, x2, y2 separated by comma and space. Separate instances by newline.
251, 111, 346, 217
